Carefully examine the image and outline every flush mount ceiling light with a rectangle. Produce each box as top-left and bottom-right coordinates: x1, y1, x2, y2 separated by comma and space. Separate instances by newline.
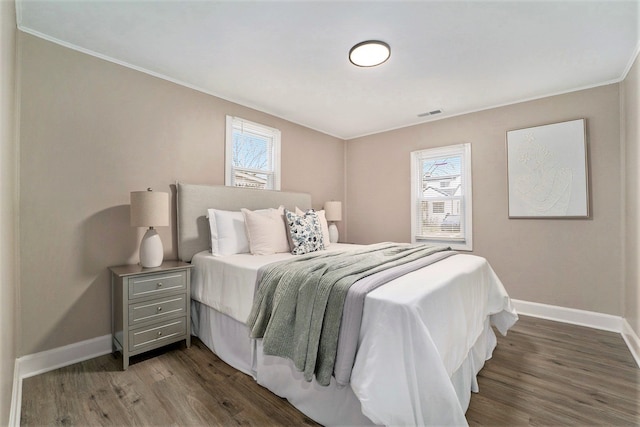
349, 40, 390, 67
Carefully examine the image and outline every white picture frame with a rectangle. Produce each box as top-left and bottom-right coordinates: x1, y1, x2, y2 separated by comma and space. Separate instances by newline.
506, 118, 589, 218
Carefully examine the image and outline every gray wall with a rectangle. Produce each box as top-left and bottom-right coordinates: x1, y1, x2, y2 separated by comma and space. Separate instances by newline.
0, 0, 18, 423
346, 84, 624, 317
18, 33, 345, 355
623, 54, 639, 338
16, 29, 638, 360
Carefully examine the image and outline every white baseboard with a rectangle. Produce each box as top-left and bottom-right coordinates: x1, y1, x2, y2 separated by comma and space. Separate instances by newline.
8, 359, 21, 427
512, 299, 624, 333
512, 299, 640, 368
17, 334, 112, 380
622, 319, 640, 369
8, 334, 112, 426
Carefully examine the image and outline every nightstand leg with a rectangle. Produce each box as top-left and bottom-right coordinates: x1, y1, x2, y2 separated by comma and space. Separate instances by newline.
186, 335, 191, 348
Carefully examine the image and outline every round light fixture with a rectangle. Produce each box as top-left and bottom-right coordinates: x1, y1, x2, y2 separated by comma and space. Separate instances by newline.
349, 40, 390, 67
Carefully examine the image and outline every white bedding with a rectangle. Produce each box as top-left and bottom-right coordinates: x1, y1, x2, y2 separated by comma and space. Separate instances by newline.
190, 243, 358, 323
190, 245, 517, 426
352, 254, 516, 425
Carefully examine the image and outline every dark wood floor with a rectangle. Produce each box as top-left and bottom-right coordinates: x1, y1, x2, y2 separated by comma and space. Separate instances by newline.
466, 316, 639, 426
21, 315, 639, 426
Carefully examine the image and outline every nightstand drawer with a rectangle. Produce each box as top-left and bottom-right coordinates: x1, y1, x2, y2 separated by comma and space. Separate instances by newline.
128, 270, 186, 300
128, 294, 187, 326
129, 317, 187, 350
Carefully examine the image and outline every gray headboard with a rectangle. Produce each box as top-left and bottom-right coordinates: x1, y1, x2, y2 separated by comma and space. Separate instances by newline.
176, 182, 312, 262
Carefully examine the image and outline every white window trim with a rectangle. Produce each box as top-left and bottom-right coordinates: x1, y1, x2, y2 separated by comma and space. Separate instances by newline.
225, 115, 281, 190
410, 143, 473, 251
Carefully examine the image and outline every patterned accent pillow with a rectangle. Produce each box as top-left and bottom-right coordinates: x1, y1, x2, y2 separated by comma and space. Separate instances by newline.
284, 209, 325, 255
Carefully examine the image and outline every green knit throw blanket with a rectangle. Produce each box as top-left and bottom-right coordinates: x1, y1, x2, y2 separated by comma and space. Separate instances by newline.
246, 242, 450, 386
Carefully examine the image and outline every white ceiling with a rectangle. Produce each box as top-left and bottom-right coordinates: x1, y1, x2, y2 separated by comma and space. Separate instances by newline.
16, 1, 640, 139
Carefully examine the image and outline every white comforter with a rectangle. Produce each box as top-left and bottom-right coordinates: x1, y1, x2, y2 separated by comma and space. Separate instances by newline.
190, 245, 517, 426
190, 243, 357, 323
352, 254, 517, 425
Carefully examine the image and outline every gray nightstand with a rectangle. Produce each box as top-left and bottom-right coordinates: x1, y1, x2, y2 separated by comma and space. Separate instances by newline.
109, 261, 193, 369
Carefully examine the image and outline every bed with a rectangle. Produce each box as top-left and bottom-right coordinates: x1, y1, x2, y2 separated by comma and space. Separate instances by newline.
176, 182, 518, 426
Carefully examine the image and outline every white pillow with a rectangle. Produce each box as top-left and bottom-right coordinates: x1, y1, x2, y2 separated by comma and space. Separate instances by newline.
207, 209, 250, 256
241, 207, 290, 255
296, 207, 331, 247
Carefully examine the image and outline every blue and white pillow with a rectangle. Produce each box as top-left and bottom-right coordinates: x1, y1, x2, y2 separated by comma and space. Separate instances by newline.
284, 209, 325, 255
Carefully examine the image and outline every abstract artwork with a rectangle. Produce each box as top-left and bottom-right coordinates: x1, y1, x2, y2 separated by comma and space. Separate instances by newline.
506, 119, 589, 218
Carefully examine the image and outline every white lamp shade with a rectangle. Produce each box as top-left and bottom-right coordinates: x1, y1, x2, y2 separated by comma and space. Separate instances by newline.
324, 201, 342, 222
130, 190, 169, 227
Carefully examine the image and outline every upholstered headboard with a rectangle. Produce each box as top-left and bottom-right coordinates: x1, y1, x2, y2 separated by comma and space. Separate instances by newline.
176, 182, 312, 262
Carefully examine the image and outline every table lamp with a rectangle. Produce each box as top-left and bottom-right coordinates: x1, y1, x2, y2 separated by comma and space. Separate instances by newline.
130, 188, 169, 268
324, 201, 342, 244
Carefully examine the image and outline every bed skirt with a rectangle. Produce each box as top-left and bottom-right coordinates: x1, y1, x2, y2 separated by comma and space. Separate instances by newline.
191, 300, 498, 426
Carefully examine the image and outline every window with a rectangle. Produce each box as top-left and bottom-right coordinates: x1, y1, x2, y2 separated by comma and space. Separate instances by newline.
225, 116, 281, 190
410, 143, 472, 251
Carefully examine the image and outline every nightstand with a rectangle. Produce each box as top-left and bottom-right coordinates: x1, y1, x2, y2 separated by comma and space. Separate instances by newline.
109, 261, 193, 370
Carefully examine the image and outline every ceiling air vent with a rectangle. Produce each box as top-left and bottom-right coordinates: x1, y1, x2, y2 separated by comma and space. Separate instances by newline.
417, 109, 443, 118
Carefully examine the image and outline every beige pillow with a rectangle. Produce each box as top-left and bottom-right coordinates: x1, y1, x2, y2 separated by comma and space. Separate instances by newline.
296, 207, 331, 247
241, 207, 290, 255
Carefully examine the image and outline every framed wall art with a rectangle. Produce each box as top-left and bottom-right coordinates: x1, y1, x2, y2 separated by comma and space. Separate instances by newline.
506, 118, 589, 218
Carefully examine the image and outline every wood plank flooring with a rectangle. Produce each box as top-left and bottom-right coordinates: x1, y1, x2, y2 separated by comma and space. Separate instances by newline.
20, 339, 319, 426
466, 316, 640, 426
21, 315, 639, 426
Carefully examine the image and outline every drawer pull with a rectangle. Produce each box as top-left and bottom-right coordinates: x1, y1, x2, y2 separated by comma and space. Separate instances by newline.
157, 331, 162, 336
157, 306, 162, 312
157, 282, 163, 288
